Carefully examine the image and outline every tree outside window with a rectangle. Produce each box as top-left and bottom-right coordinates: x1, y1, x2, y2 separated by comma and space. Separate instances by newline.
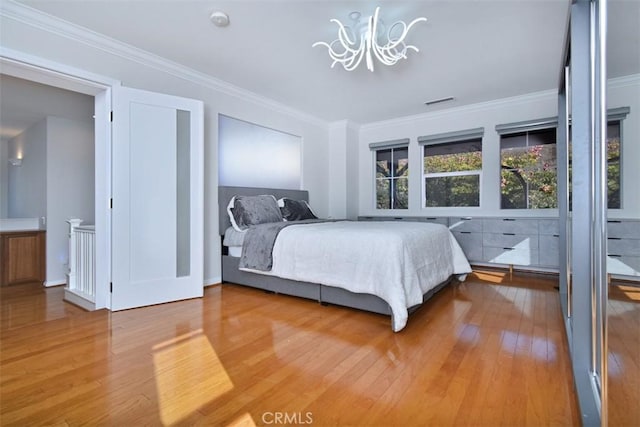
500, 129, 557, 209
501, 122, 621, 210
423, 139, 482, 207
605, 122, 621, 209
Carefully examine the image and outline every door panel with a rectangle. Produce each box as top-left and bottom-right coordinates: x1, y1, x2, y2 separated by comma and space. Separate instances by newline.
111, 87, 203, 310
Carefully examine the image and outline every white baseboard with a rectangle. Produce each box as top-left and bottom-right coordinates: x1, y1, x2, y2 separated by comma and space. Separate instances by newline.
44, 279, 66, 287
64, 289, 96, 311
204, 276, 222, 287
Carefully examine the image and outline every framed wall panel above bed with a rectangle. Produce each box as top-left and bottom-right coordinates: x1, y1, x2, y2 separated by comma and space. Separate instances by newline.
218, 186, 309, 234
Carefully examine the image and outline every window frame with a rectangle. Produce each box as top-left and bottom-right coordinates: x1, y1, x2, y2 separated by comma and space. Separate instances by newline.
370, 139, 410, 210
496, 107, 628, 210
603, 118, 623, 209
499, 126, 558, 210
419, 128, 484, 208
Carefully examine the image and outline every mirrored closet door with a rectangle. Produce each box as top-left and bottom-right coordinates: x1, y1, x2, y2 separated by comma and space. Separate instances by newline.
560, 0, 610, 423
606, 1, 640, 425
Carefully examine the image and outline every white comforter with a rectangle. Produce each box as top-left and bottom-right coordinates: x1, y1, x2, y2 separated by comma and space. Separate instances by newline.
266, 221, 472, 332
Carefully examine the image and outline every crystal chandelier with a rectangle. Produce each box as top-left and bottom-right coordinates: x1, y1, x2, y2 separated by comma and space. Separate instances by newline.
312, 7, 427, 72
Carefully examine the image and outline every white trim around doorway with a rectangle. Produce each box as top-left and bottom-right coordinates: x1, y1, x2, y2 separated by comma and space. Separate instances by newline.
1, 46, 120, 310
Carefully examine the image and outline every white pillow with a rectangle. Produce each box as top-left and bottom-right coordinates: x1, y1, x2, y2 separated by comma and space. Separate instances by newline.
226, 196, 245, 232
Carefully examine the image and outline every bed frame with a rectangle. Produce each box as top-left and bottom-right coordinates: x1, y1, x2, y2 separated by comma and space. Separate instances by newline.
219, 185, 451, 330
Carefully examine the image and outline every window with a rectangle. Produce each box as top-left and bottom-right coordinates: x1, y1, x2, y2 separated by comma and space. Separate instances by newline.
500, 128, 557, 209
420, 128, 483, 207
569, 121, 623, 209
605, 121, 621, 209
497, 108, 627, 210
375, 146, 408, 209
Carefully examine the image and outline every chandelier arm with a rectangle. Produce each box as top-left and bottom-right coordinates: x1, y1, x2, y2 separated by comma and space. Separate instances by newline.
326, 44, 363, 71
371, 7, 381, 41
383, 17, 426, 51
372, 38, 406, 65
313, 40, 351, 68
314, 40, 351, 59
327, 48, 352, 63
372, 15, 426, 65
328, 39, 356, 58
345, 45, 366, 71
366, 16, 374, 71
336, 32, 360, 54
372, 47, 399, 66
312, 41, 331, 49
330, 18, 356, 46
339, 38, 365, 71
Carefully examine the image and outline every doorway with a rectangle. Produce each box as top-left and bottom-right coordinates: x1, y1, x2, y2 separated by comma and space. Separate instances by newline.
1, 74, 96, 292
1, 49, 114, 309
1, 49, 205, 312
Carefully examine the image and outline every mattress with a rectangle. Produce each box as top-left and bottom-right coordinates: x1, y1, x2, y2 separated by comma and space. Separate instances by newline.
239, 221, 471, 331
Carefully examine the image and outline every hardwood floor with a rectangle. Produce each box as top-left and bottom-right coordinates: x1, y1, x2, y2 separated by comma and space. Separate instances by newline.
1, 272, 581, 426
608, 282, 640, 427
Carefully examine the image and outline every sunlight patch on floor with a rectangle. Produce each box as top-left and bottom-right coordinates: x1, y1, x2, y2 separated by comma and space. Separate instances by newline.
153, 329, 233, 425
226, 412, 257, 427
621, 286, 640, 301
472, 270, 507, 283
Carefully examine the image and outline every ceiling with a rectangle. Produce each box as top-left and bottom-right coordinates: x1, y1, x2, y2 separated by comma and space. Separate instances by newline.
3, 0, 639, 129
0, 74, 94, 143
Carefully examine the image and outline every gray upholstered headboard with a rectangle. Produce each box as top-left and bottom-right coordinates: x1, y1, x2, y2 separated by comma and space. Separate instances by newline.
218, 186, 309, 235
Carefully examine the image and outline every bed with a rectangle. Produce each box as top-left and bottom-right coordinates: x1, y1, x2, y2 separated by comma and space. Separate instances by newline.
219, 186, 472, 332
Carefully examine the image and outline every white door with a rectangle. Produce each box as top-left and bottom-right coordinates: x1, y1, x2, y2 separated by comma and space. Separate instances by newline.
111, 87, 204, 310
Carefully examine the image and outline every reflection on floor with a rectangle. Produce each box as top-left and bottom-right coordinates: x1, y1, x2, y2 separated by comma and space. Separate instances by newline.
1, 272, 581, 426
608, 281, 640, 427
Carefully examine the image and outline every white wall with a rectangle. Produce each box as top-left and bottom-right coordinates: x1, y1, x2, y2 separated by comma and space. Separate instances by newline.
0, 140, 9, 218
357, 74, 640, 220
608, 75, 640, 218
7, 119, 47, 221
0, 9, 330, 285
328, 121, 348, 219
4, 115, 95, 285
327, 120, 360, 220
45, 116, 94, 286
345, 123, 360, 220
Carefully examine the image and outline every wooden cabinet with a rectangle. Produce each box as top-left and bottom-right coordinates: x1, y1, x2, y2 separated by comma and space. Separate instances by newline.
0, 231, 46, 286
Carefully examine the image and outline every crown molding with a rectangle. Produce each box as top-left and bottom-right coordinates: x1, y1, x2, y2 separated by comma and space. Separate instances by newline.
361, 89, 558, 131
0, 0, 329, 128
608, 73, 640, 89
361, 73, 640, 132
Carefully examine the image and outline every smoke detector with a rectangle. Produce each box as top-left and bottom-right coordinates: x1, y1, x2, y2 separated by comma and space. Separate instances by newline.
210, 11, 229, 27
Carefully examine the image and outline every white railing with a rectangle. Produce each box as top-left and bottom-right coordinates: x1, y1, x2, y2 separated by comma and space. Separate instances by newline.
65, 219, 96, 310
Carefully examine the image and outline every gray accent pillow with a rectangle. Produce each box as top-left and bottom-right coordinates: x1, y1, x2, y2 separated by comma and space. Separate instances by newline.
278, 198, 318, 221
227, 195, 283, 232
